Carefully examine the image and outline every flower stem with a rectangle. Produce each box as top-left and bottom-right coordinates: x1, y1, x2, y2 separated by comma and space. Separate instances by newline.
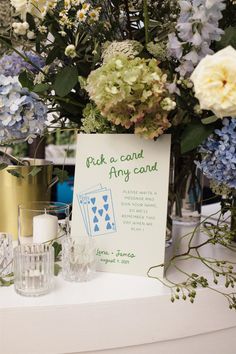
231, 192, 236, 242
143, 0, 149, 46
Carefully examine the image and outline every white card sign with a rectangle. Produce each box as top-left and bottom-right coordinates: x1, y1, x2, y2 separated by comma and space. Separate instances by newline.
71, 134, 171, 277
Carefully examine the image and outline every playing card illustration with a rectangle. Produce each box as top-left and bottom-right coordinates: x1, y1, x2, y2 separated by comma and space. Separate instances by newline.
77, 185, 116, 236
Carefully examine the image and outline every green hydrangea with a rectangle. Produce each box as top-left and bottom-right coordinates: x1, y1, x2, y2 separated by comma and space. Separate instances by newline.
81, 103, 118, 134
86, 55, 175, 139
146, 41, 167, 61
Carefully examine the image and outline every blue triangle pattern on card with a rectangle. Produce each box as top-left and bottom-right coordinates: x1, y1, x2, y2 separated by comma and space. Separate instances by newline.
105, 214, 110, 221
104, 204, 109, 211
106, 222, 112, 230
103, 195, 108, 202
98, 209, 103, 216
94, 224, 99, 232
93, 216, 98, 223
91, 198, 96, 205
92, 206, 97, 214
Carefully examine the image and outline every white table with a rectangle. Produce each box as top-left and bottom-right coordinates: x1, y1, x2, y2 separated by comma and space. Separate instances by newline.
1, 204, 236, 354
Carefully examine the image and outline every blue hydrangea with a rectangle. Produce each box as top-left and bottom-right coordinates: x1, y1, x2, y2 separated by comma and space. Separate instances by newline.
197, 118, 236, 189
168, 0, 225, 76
0, 75, 47, 144
0, 52, 45, 77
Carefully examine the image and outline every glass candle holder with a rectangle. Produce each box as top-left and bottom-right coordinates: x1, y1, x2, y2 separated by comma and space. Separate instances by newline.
18, 202, 70, 244
62, 238, 96, 282
14, 244, 54, 297
0, 233, 13, 277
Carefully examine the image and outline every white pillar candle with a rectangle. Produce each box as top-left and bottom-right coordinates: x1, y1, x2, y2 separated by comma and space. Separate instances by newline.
33, 213, 58, 244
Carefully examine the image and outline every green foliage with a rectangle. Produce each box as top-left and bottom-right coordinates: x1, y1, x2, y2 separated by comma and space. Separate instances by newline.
46, 47, 61, 65
148, 212, 236, 310
54, 66, 78, 97
18, 71, 34, 90
217, 26, 236, 49
33, 83, 50, 93
7, 169, 24, 178
201, 116, 219, 125
0, 276, 13, 287
53, 167, 69, 183
52, 241, 62, 260
28, 166, 42, 177
181, 122, 215, 154
0, 163, 8, 170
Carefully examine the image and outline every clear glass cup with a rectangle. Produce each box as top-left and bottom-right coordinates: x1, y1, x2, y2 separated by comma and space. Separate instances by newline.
0, 233, 13, 277
14, 244, 54, 296
18, 201, 70, 244
62, 238, 96, 282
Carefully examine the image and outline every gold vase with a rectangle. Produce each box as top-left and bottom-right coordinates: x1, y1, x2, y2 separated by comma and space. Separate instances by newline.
0, 159, 56, 240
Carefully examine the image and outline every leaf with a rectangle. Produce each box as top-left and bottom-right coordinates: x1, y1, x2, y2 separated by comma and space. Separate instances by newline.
52, 241, 62, 260
33, 83, 50, 93
78, 76, 87, 89
181, 122, 215, 154
0, 163, 8, 170
0, 277, 13, 286
201, 115, 219, 125
26, 13, 36, 30
54, 263, 62, 276
46, 47, 61, 65
28, 166, 42, 177
18, 71, 34, 90
7, 169, 24, 178
217, 26, 236, 49
54, 66, 78, 97
53, 167, 69, 183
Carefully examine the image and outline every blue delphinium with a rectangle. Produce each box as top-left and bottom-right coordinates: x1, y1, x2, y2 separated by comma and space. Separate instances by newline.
0, 75, 47, 144
198, 118, 236, 189
168, 0, 226, 77
0, 52, 45, 77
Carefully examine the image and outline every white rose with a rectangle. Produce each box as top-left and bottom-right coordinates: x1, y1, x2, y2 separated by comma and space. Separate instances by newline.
191, 46, 236, 118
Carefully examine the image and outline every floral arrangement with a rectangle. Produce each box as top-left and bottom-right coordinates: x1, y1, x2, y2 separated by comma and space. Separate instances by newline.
0, 0, 236, 307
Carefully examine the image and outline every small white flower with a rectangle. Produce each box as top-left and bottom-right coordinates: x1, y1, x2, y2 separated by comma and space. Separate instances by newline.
89, 9, 100, 22
161, 97, 176, 111
65, 44, 77, 58
38, 25, 47, 34
27, 30, 36, 39
76, 9, 87, 22
59, 31, 67, 37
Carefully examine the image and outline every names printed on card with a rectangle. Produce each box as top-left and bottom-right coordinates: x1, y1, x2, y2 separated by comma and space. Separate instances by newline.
96, 248, 136, 266
121, 189, 158, 232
